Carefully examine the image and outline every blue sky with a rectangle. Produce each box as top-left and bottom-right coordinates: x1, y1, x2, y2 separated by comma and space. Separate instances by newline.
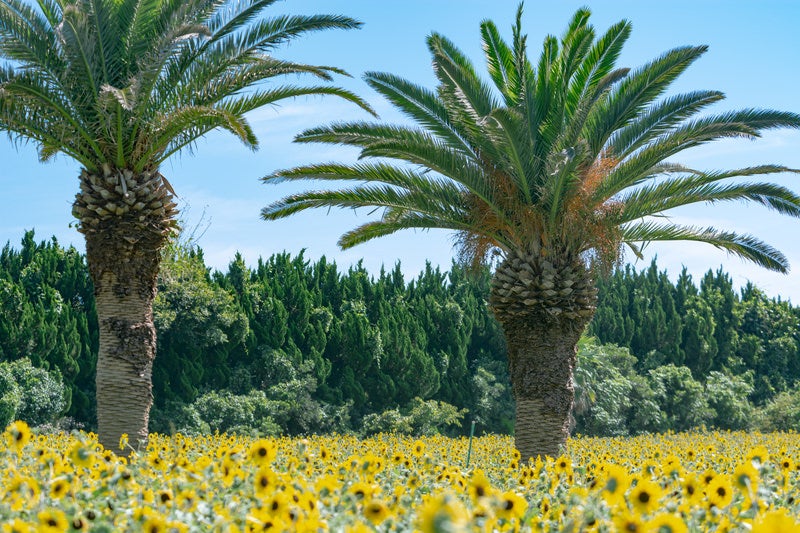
1, 0, 799, 301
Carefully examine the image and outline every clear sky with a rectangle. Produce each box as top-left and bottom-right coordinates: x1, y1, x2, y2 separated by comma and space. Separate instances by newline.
1, 0, 799, 301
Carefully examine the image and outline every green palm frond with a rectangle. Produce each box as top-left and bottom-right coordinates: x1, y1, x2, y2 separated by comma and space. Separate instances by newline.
364, 71, 473, 154
0, 0, 369, 172
481, 19, 518, 106
262, 4, 800, 278
622, 222, 789, 272
586, 45, 708, 156
564, 19, 630, 119
338, 212, 484, 250
619, 181, 800, 222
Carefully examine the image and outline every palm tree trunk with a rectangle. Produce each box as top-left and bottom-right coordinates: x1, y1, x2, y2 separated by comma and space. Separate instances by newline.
87, 233, 159, 451
73, 168, 177, 452
489, 249, 597, 460
502, 315, 589, 460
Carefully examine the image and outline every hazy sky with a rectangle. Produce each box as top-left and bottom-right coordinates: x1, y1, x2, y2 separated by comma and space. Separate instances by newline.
1, 0, 799, 301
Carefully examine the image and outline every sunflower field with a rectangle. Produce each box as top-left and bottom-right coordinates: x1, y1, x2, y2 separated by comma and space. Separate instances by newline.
1, 421, 799, 532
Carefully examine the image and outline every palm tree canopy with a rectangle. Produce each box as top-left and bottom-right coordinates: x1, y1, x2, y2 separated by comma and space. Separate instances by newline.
0, 0, 374, 174
262, 5, 800, 273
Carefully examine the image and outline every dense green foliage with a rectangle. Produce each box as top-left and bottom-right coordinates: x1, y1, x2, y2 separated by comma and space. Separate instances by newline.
0, 357, 67, 427
589, 261, 800, 402
0, 232, 96, 423
1, 231, 798, 435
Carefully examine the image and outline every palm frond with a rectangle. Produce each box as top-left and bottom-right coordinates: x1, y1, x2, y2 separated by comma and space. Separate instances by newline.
260, 5, 799, 279
608, 90, 725, 158
338, 213, 487, 250
595, 117, 772, 201
364, 71, 474, 154
564, 19, 630, 120
480, 19, 517, 105
586, 45, 708, 155
618, 179, 800, 222
622, 221, 789, 272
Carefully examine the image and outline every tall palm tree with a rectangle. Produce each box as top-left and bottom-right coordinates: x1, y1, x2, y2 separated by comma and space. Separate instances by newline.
0, 0, 372, 451
262, 6, 800, 459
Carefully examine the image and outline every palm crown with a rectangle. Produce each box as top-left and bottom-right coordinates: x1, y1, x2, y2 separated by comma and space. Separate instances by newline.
1, 0, 372, 450
0, 0, 371, 174
263, 7, 800, 275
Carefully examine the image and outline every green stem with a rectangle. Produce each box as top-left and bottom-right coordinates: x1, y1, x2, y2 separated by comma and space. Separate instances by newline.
465, 420, 476, 468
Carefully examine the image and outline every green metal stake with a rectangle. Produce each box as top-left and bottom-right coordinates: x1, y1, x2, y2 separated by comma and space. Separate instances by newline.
465, 420, 476, 468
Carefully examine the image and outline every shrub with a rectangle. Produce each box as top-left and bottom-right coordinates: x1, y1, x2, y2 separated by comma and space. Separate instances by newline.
648, 364, 714, 431
705, 371, 754, 430
0, 358, 66, 427
0, 365, 21, 427
361, 398, 466, 436
755, 388, 800, 431
189, 390, 281, 436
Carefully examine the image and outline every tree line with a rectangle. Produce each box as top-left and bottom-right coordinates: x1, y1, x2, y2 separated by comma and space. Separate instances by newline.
1, 231, 798, 436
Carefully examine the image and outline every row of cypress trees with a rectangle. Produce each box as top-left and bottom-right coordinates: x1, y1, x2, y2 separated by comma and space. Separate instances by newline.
1, 230, 798, 433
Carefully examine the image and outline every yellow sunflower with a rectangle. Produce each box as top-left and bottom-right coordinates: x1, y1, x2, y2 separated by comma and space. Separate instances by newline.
248, 439, 277, 466
613, 511, 644, 532
601, 464, 630, 506
5, 421, 31, 452
706, 474, 733, 509
751, 509, 800, 533
733, 461, 759, 497
362, 499, 391, 525
495, 490, 528, 521
1, 519, 32, 533
645, 513, 687, 533
468, 469, 494, 502
37, 509, 68, 533
48, 477, 70, 500
416, 493, 470, 533
629, 478, 662, 515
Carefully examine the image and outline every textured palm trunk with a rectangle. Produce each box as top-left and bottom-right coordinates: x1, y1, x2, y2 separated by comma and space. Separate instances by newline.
502, 315, 589, 459
490, 248, 596, 460
73, 167, 177, 452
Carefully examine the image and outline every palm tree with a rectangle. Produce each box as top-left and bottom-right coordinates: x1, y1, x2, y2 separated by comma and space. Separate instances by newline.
0, 0, 372, 451
262, 6, 800, 459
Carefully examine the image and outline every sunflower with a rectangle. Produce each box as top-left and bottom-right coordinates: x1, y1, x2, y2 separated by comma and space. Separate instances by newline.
495, 491, 528, 521
411, 440, 426, 457
5, 421, 31, 452
733, 461, 759, 497
245, 508, 286, 532
254, 467, 277, 498
681, 474, 703, 505
554, 455, 572, 476
1, 519, 32, 533
48, 477, 70, 500
416, 493, 470, 533
601, 464, 630, 506
36, 509, 68, 533
629, 478, 662, 515
613, 511, 644, 532
362, 499, 391, 525
646, 513, 688, 533
6, 475, 41, 512
156, 489, 174, 507
751, 509, 800, 533
263, 491, 290, 518
348, 481, 377, 501
468, 469, 494, 502
746, 446, 770, 466
248, 439, 277, 466
539, 497, 553, 518
706, 474, 733, 509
